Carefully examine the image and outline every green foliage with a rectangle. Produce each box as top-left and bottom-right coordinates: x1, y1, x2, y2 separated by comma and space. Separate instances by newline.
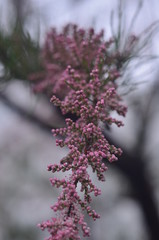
0, 25, 42, 81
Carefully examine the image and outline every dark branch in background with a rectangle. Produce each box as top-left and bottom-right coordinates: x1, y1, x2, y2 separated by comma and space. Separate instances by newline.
104, 135, 159, 240
105, 77, 159, 240
11, 0, 28, 27
0, 92, 53, 132
0, 90, 159, 240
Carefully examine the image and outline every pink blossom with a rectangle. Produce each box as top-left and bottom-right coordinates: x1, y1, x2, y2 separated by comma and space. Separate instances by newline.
36, 24, 127, 239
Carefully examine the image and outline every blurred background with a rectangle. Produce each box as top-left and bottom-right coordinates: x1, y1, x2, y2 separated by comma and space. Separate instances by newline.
0, 0, 159, 240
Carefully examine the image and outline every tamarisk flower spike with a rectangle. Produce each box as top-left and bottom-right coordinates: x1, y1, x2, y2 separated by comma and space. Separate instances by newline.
37, 25, 127, 240
31, 24, 136, 98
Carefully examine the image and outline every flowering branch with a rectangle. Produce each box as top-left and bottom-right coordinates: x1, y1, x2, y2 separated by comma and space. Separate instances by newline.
36, 24, 127, 240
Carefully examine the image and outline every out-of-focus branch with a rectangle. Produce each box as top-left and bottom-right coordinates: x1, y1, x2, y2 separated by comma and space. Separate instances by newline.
104, 134, 159, 240
107, 78, 159, 240
11, 0, 31, 27
0, 91, 55, 132
133, 78, 159, 155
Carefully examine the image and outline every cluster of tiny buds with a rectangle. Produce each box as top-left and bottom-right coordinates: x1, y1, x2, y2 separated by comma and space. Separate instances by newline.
37, 24, 127, 240
30, 24, 137, 99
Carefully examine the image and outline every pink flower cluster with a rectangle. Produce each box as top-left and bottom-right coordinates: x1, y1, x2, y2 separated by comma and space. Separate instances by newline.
30, 24, 120, 98
37, 25, 127, 239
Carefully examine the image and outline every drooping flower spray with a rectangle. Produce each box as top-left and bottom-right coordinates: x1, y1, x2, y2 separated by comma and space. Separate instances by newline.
34, 25, 128, 240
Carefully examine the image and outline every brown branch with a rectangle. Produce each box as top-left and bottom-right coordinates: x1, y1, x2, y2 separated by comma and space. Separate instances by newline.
104, 134, 159, 240
0, 92, 55, 132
